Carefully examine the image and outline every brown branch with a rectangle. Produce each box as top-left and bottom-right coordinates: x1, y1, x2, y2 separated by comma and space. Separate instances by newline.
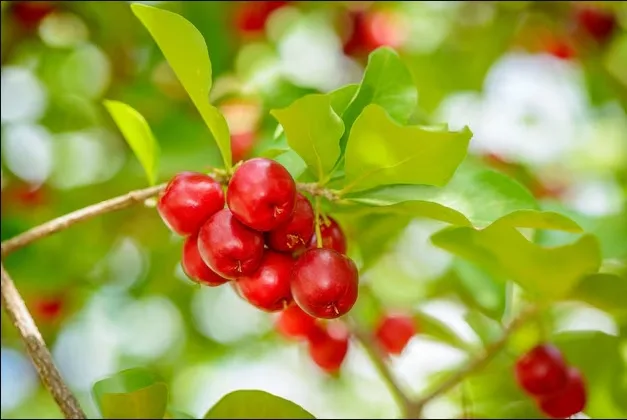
1, 264, 86, 419
350, 320, 416, 419
1, 184, 167, 257
410, 305, 540, 416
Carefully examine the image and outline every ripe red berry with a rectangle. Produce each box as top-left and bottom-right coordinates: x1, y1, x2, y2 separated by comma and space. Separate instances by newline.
576, 6, 616, 43
12, 1, 56, 30
374, 313, 416, 356
308, 322, 350, 373
157, 172, 225, 237
234, 1, 288, 34
291, 248, 359, 319
181, 233, 229, 287
234, 251, 294, 312
231, 131, 257, 163
514, 344, 569, 397
267, 193, 315, 253
537, 367, 587, 419
275, 303, 318, 340
308, 216, 347, 254
197, 209, 264, 279
227, 158, 297, 232
32, 296, 64, 322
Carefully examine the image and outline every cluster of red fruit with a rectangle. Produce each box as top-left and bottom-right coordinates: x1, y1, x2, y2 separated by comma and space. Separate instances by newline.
157, 157, 359, 320
515, 344, 587, 419
276, 304, 417, 373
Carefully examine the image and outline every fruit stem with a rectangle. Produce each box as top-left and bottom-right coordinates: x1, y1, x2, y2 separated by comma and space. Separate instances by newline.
349, 317, 417, 419
314, 197, 323, 248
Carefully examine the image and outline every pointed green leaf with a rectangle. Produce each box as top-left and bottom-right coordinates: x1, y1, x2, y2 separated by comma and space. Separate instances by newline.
454, 259, 506, 320
93, 368, 168, 419
103, 100, 159, 185
271, 94, 344, 182
431, 224, 602, 299
131, 3, 231, 168
570, 273, 627, 318
328, 83, 359, 116
341, 47, 417, 151
272, 148, 308, 180
414, 310, 473, 351
492, 210, 582, 232
204, 390, 316, 419
342, 104, 472, 193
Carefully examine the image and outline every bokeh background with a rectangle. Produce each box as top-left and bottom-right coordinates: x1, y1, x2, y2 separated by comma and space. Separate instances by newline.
1, 1, 626, 418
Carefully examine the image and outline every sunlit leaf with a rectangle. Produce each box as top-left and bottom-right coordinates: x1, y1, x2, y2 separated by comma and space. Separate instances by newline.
204, 390, 316, 419
328, 83, 359, 116
431, 224, 602, 299
341, 47, 417, 152
454, 259, 506, 320
93, 368, 168, 419
271, 94, 344, 182
131, 3, 232, 168
415, 309, 473, 351
103, 100, 159, 185
569, 273, 627, 318
342, 104, 472, 193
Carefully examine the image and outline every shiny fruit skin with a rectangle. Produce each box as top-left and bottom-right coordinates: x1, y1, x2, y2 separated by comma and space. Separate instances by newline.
514, 344, 569, 397
235, 251, 294, 312
308, 216, 347, 254
374, 313, 416, 355
197, 209, 264, 279
227, 158, 297, 232
537, 367, 587, 419
308, 322, 349, 373
267, 193, 315, 253
275, 303, 318, 340
291, 248, 359, 319
157, 172, 225, 236
181, 233, 229, 287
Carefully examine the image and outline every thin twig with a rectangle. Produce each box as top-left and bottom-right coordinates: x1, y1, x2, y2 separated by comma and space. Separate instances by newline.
349, 319, 416, 419
1, 264, 86, 419
1, 184, 167, 257
411, 305, 540, 416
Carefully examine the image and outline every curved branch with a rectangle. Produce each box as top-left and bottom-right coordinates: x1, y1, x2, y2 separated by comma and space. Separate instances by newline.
1, 265, 86, 419
410, 305, 540, 416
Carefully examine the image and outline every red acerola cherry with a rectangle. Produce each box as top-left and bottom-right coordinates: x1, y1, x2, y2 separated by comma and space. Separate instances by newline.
291, 248, 359, 319
227, 158, 297, 232
308, 216, 347, 254
267, 193, 315, 253
514, 344, 569, 397
181, 233, 229, 287
32, 296, 64, 322
157, 172, 225, 237
12, 1, 56, 29
231, 131, 257, 163
374, 313, 416, 356
576, 6, 616, 43
275, 303, 318, 340
234, 1, 288, 34
234, 251, 294, 312
537, 367, 587, 419
308, 322, 350, 373
197, 209, 264, 279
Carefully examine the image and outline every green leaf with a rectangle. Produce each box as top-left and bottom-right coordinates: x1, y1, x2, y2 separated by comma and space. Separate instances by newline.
465, 310, 502, 346
570, 273, 627, 318
553, 331, 627, 418
341, 47, 417, 151
454, 259, 506, 320
204, 390, 316, 419
492, 209, 582, 232
431, 224, 602, 299
605, 34, 627, 88
272, 149, 308, 180
328, 83, 359, 116
271, 94, 344, 182
341, 162, 541, 228
342, 104, 472, 193
414, 309, 473, 351
92, 368, 168, 419
103, 100, 159, 185
131, 3, 232, 169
